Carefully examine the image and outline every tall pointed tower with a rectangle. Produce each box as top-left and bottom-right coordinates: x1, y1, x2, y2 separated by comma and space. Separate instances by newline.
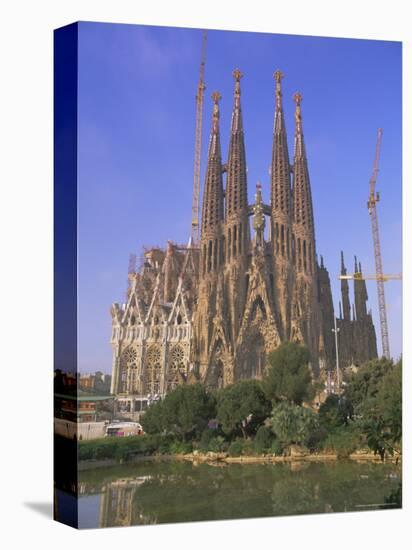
290, 92, 320, 367
336, 251, 354, 369
225, 69, 249, 251
354, 257, 368, 321
196, 92, 228, 384
340, 251, 351, 321
317, 254, 336, 372
270, 70, 293, 338
224, 69, 250, 344
352, 256, 378, 364
200, 91, 224, 267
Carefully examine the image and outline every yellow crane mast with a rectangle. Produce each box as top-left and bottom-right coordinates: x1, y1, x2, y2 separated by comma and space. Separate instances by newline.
339, 273, 402, 282
367, 128, 392, 358
191, 30, 207, 246
338, 129, 401, 358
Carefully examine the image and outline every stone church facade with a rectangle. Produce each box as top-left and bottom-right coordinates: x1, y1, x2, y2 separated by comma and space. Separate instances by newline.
110, 70, 377, 400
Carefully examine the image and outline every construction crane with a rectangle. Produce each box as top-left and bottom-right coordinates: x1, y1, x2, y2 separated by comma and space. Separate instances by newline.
339, 273, 402, 282
366, 128, 392, 358
191, 30, 207, 247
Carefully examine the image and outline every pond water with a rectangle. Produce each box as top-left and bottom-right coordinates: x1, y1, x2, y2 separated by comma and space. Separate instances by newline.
77, 459, 401, 529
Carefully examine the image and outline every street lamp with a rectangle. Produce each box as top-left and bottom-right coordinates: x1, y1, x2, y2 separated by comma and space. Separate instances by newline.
332, 317, 341, 393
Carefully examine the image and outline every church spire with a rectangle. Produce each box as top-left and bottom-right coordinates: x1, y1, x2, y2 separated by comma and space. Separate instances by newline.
292, 92, 314, 234
292, 92, 316, 277
340, 251, 351, 321
271, 70, 291, 220
354, 256, 368, 320
201, 91, 224, 238
225, 69, 248, 221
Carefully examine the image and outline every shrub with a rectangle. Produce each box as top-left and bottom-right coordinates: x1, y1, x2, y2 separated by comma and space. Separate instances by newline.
318, 394, 353, 431
228, 439, 244, 457
78, 434, 175, 462
270, 439, 284, 456
207, 436, 227, 453
254, 426, 273, 453
270, 401, 319, 448
169, 440, 193, 455
199, 428, 215, 452
321, 426, 360, 458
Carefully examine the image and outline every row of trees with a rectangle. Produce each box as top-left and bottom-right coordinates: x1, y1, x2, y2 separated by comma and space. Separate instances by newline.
140, 343, 402, 460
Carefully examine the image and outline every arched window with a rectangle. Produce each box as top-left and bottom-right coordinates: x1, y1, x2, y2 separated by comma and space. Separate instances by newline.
167, 345, 185, 391
120, 346, 138, 393
145, 345, 162, 395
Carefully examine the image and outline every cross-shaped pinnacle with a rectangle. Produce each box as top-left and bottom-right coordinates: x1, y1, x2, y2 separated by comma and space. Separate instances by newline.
212, 91, 222, 104
293, 92, 302, 106
233, 68, 243, 81
274, 69, 283, 83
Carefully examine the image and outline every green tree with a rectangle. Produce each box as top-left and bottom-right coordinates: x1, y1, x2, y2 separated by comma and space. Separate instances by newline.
254, 425, 274, 453
345, 357, 393, 414
264, 342, 313, 405
346, 358, 402, 460
217, 380, 271, 438
140, 399, 165, 435
318, 394, 353, 432
270, 401, 319, 448
361, 361, 402, 460
162, 383, 216, 441
141, 384, 216, 441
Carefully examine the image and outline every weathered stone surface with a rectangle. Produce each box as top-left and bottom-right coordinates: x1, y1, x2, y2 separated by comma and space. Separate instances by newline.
110, 74, 377, 398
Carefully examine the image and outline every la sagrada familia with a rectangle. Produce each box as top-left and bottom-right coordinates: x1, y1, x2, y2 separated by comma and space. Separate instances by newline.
110, 69, 377, 401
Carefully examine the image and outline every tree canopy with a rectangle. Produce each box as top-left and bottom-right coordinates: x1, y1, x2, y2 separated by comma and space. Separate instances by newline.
318, 394, 353, 432
270, 401, 319, 448
345, 358, 402, 460
216, 379, 271, 438
141, 384, 216, 441
263, 342, 313, 405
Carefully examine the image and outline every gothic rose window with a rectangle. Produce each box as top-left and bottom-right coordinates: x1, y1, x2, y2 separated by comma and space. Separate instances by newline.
167, 344, 185, 391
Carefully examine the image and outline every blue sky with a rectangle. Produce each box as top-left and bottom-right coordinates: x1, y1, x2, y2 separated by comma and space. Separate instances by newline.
77, 22, 402, 373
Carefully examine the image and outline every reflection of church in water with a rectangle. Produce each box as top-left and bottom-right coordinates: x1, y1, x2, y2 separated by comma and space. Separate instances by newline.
98, 477, 155, 527
110, 70, 377, 405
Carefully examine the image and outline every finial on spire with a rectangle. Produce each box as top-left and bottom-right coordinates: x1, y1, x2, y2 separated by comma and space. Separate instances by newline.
211, 91, 221, 131
212, 91, 221, 104
274, 69, 283, 83
293, 92, 304, 157
274, 69, 283, 111
233, 68, 243, 82
354, 255, 358, 273
232, 69, 243, 111
293, 91, 302, 106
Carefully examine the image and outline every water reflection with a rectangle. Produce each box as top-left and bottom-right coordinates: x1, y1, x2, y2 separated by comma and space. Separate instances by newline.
78, 460, 401, 528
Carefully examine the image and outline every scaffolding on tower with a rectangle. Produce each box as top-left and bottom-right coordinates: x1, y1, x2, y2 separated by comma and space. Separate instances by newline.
190, 30, 207, 247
